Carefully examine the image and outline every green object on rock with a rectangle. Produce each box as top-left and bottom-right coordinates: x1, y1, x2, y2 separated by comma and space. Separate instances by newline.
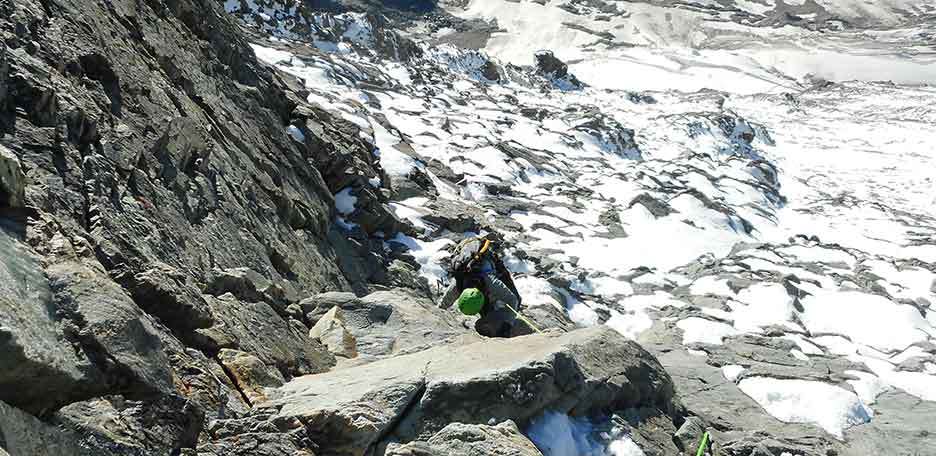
457, 288, 485, 315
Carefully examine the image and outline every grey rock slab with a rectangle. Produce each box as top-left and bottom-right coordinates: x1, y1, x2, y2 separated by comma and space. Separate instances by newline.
265, 326, 680, 456
842, 389, 936, 456
385, 421, 543, 456
0, 400, 85, 456
218, 349, 286, 405
47, 262, 175, 398
642, 332, 843, 456
0, 228, 95, 413
52, 394, 204, 456
197, 293, 335, 379
0, 145, 25, 208
304, 288, 477, 364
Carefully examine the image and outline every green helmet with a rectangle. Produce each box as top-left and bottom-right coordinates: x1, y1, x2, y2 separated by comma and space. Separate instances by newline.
457, 288, 485, 315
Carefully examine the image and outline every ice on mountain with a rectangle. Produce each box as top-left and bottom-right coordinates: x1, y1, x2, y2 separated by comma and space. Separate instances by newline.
250, 43, 294, 65
287, 125, 305, 142
855, 355, 936, 403
513, 276, 563, 310
782, 334, 825, 355
571, 275, 634, 297
731, 283, 796, 332
386, 233, 453, 285
738, 377, 872, 439
845, 370, 890, 406
334, 188, 357, 216
689, 276, 735, 297
526, 411, 646, 456
790, 349, 809, 361
605, 308, 653, 341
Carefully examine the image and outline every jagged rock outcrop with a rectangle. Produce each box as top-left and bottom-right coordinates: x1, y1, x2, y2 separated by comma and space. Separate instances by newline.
302, 289, 479, 365
533, 50, 584, 89
0, 0, 390, 451
227, 326, 683, 456
0, 145, 24, 208
385, 421, 544, 456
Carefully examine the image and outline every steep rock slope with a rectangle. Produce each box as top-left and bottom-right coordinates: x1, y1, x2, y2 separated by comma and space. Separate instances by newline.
1, 0, 935, 455
0, 0, 415, 453
222, 2, 936, 455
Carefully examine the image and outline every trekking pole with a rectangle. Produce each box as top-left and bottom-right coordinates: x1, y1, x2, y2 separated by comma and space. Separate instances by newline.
502, 301, 544, 334
695, 431, 711, 456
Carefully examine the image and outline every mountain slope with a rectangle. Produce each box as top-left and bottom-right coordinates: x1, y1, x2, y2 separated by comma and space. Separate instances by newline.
0, 0, 934, 455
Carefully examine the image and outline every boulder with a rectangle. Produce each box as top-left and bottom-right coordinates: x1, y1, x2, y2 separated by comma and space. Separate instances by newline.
308, 307, 358, 359
385, 421, 543, 456
533, 50, 583, 89
51, 394, 204, 455
303, 289, 477, 364
0, 145, 25, 209
217, 349, 286, 405
205, 268, 298, 315
198, 414, 315, 456
122, 263, 214, 333
0, 231, 96, 413
0, 400, 85, 456
259, 326, 680, 456
47, 262, 175, 398
196, 294, 335, 379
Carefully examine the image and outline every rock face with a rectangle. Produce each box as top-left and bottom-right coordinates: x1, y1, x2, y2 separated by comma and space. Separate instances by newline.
385, 421, 544, 456
303, 289, 478, 364
533, 50, 584, 89
0, 0, 381, 451
250, 326, 682, 456
197, 293, 336, 378
0, 145, 25, 208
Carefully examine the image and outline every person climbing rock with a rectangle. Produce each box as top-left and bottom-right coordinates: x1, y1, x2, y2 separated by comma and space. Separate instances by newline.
439, 235, 532, 338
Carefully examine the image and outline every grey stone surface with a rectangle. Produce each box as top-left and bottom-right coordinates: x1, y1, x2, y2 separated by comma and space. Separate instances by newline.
0, 229, 96, 413
218, 349, 286, 405
197, 293, 336, 379
0, 145, 25, 209
385, 421, 544, 456
0, 400, 85, 456
52, 394, 204, 456
260, 326, 681, 456
304, 288, 478, 365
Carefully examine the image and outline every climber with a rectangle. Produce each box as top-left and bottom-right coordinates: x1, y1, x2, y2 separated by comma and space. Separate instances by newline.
438, 235, 532, 338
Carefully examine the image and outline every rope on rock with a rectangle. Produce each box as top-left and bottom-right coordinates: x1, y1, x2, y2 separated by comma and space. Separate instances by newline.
503, 301, 544, 334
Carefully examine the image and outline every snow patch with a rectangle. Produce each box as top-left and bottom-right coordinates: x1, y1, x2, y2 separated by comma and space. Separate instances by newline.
335, 187, 357, 215
738, 377, 872, 439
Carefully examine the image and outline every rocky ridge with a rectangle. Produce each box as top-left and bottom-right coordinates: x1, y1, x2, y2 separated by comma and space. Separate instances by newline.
1, 0, 935, 455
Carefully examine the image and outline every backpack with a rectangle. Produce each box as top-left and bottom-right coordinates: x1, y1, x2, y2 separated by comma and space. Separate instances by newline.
449, 237, 492, 275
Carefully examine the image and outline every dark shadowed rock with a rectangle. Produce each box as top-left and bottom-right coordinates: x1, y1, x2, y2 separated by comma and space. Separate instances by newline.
0, 400, 85, 456
533, 50, 583, 89
119, 263, 214, 333
51, 394, 204, 456
629, 193, 675, 218
205, 267, 298, 315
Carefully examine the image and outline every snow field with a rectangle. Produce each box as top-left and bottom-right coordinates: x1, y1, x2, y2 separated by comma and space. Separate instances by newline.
738, 377, 872, 438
